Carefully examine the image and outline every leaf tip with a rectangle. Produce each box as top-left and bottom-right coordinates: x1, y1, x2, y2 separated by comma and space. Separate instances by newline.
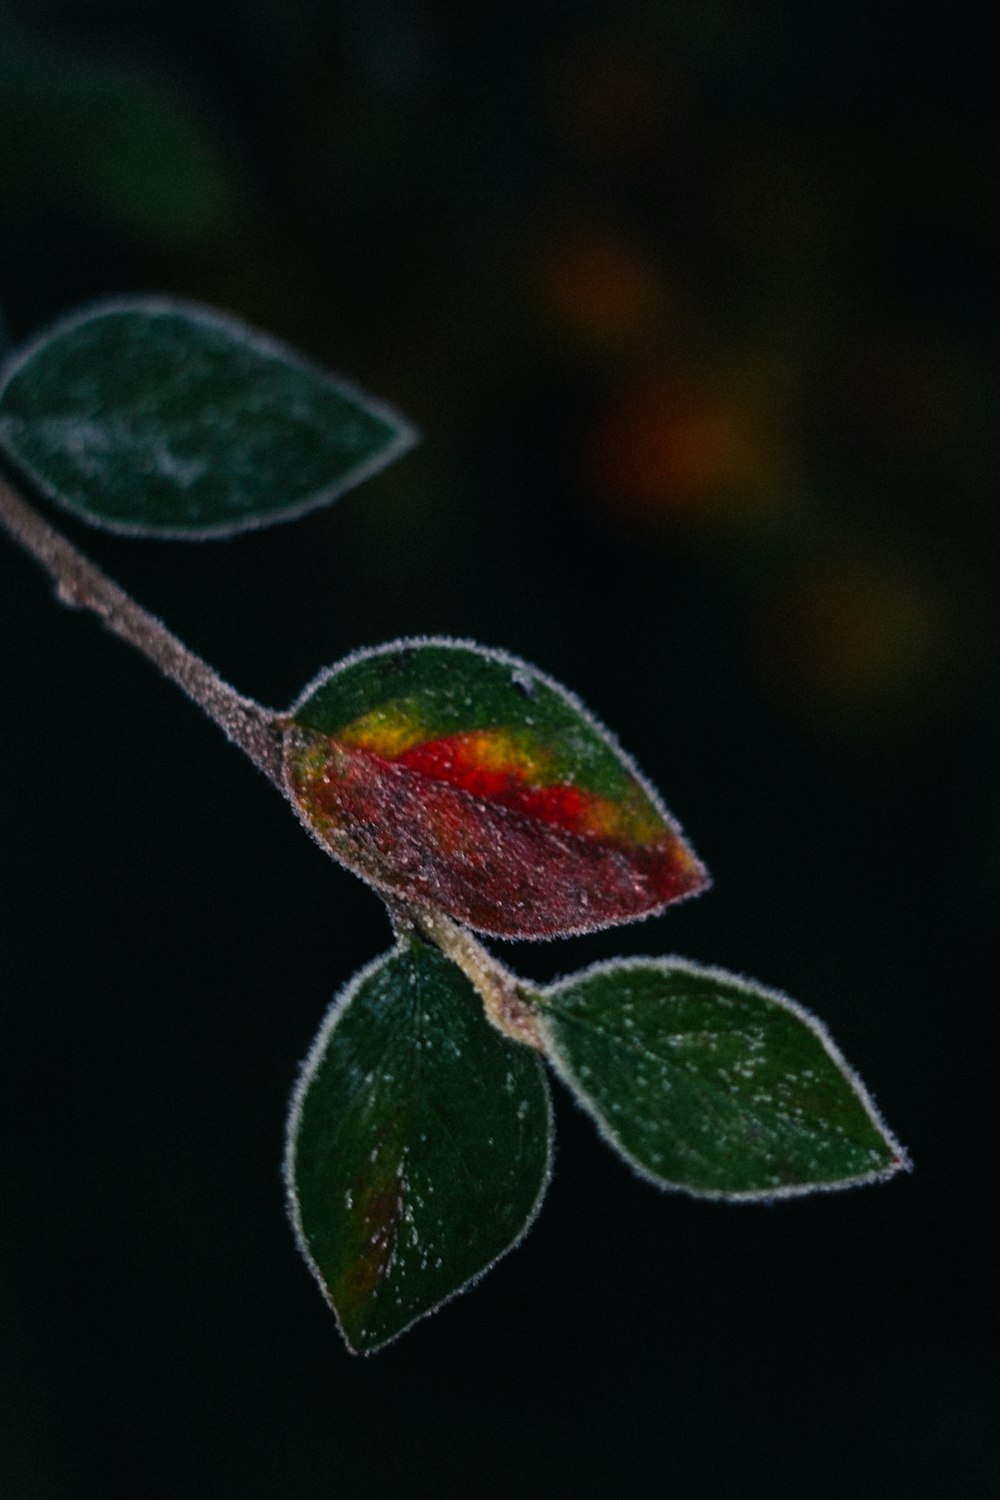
884, 1141, 913, 1178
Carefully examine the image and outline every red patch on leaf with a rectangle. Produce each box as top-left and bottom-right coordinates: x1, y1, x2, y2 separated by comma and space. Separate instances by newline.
289, 734, 707, 938
395, 736, 590, 831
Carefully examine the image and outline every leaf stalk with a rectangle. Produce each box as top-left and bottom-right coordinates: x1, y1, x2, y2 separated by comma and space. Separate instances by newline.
396, 902, 545, 1051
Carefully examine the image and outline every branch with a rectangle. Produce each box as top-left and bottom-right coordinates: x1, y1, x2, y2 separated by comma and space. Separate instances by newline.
0, 474, 542, 1036
0, 473, 285, 789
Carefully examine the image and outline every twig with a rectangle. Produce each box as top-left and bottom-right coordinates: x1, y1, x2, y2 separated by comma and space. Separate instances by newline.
401, 904, 544, 1051
0, 473, 541, 1043
0, 473, 285, 788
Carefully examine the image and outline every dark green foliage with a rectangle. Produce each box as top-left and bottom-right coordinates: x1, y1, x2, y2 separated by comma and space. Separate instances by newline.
0, 301, 414, 536
540, 959, 904, 1198
286, 941, 552, 1354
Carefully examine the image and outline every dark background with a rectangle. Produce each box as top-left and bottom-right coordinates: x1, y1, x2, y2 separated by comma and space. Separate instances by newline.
1, 3, 996, 1496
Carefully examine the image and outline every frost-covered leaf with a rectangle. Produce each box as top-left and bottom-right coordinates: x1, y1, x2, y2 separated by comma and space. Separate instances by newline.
283, 639, 709, 939
286, 939, 552, 1354
0, 300, 415, 536
539, 958, 908, 1198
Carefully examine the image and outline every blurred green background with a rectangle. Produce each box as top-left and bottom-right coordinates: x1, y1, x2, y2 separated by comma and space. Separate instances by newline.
1, 3, 996, 1496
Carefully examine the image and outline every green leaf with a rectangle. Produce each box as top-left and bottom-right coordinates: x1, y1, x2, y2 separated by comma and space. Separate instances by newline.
0, 32, 249, 247
0, 300, 416, 537
539, 958, 908, 1198
286, 939, 552, 1354
283, 639, 709, 939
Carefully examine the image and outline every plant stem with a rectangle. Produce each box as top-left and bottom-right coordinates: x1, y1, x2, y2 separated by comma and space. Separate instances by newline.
1, 473, 544, 1047
0, 473, 285, 788
405, 905, 544, 1051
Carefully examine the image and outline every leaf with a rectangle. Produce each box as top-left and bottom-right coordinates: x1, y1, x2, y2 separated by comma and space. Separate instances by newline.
0, 33, 248, 247
0, 300, 416, 537
286, 939, 552, 1355
538, 957, 909, 1198
282, 639, 709, 939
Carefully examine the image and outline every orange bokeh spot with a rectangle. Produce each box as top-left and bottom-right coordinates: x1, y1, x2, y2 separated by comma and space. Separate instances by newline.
759, 553, 954, 728
538, 225, 666, 349
795, 570, 942, 700
590, 382, 790, 521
